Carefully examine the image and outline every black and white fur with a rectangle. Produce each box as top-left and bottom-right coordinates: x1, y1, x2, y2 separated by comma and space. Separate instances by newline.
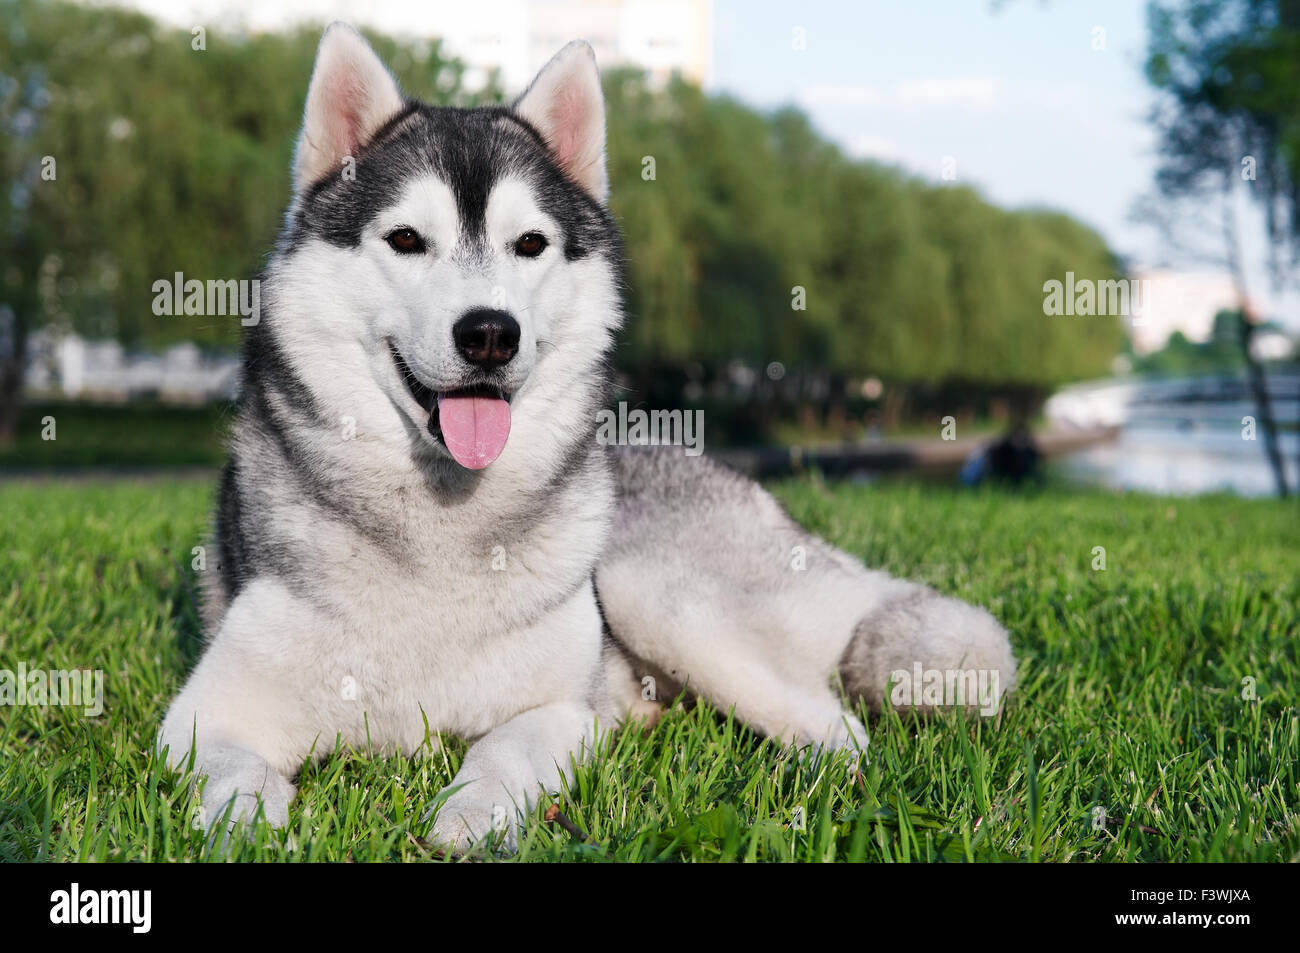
160, 24, 1017, 851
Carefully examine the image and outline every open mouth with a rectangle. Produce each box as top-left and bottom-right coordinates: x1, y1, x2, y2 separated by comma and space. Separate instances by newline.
389, 342, 513, 470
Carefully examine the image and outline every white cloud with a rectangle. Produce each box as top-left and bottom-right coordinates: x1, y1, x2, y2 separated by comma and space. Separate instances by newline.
799, 76, 1004, 114
895, 75, 1000, 110
846, 135, 901, 161
798, 83, 884, 107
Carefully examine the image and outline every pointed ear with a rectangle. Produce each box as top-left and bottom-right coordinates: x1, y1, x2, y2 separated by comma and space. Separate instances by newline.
293, 23, 405, 193
514, 41, 608, 202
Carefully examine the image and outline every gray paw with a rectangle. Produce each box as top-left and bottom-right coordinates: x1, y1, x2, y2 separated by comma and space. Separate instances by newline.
196, 745, 295, 835
425, 782, 521, 854
799, 711, 870, 764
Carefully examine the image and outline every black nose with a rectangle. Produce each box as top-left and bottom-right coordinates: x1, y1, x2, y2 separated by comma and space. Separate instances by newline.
452, 309, 520, 371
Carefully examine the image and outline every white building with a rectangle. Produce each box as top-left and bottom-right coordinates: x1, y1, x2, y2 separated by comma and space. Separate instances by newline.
119, 0, 714, 92
24, 330, 238, 404
1126, 269, 1241, 355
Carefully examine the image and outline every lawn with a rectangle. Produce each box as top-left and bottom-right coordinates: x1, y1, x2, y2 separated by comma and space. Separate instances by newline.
0, 476, 1297, 862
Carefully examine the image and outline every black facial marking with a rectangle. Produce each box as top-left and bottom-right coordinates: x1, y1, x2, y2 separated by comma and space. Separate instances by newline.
285, 105, 621, 264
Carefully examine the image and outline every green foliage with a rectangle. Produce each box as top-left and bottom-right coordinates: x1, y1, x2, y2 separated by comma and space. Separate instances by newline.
0, 401, 231, 467
1145, 0, 1300, 268
1, 478, 1295, 861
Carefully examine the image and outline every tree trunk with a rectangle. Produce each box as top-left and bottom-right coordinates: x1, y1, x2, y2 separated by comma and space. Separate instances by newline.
0, 310, 27, 449
1237, 315, 1289, 495
1222, 183, 1289, 497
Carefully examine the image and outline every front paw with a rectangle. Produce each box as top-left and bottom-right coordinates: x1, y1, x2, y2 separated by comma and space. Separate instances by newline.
202, 785, 289, 826
190, 744, 295, 843
201, 769, 291, 826
801, 711, 870, 764
426, 783, 521, 854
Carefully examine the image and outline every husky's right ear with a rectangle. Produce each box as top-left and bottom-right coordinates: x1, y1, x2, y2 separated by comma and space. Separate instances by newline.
293, 23, 405, 193
514, 41, 608, 203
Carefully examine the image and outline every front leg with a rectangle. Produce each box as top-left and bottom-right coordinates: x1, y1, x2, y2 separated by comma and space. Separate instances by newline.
159, 577, 317, 838
428, 701, 597, 853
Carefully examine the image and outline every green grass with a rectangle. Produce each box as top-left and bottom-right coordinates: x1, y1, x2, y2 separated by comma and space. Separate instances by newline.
1, 477, 1297, 862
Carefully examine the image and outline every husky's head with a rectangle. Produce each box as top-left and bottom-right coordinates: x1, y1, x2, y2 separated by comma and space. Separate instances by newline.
270, 24, 621, 473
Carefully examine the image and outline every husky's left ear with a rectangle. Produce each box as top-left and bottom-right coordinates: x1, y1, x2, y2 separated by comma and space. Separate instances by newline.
294, 23, 405, 193
514, 41, 608, 203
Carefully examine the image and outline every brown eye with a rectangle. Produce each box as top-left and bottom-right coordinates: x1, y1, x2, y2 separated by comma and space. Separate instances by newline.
514, 232, 547, 257
386, 228, 424, 254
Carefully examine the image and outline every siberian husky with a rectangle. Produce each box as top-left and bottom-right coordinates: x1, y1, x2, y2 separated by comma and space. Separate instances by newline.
160, 24, 1017, 852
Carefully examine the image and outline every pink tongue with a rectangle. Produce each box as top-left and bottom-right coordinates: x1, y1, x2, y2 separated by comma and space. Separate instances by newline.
436, 393, 511, 469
